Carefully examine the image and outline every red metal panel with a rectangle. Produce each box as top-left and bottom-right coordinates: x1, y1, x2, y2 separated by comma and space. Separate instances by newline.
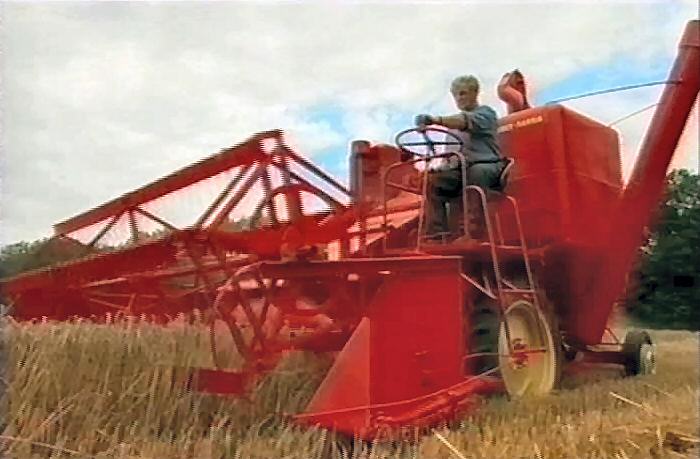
302, 317, 371, 433
298, 257, 466, 437
368, 271, 463, 403
500, 105, 623, 247
561, 108, 622, 245
499, 107, 564, 244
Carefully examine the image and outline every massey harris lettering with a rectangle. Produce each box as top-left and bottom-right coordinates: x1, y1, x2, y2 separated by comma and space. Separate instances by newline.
498, 114, 545, 133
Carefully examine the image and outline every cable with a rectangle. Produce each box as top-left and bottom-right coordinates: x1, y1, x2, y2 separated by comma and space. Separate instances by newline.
545, 79, 680, 105
607, 103, 659, 127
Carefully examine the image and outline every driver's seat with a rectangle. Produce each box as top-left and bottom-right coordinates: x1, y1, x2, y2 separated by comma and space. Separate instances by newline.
456, 157, 514, 240
494, 157, 515, 192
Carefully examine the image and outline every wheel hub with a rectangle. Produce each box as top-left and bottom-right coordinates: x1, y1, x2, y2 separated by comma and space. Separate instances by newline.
509, 338, 528, 369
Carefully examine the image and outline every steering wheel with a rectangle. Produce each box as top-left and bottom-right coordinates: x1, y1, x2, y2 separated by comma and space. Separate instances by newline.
394, 126, 464, 158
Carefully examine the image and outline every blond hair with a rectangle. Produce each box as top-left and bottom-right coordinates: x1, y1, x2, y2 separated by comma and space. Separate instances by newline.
450, 75, 480, 94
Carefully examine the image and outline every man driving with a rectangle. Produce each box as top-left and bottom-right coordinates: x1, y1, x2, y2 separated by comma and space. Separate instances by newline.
414, 74, 504, 239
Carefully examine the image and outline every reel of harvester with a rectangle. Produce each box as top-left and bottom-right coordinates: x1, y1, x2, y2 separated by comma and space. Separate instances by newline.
204, 261, 358, 392
1, 130, 357, 323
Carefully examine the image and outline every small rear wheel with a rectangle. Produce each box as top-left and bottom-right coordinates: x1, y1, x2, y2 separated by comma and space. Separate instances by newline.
622, 330, 656, 376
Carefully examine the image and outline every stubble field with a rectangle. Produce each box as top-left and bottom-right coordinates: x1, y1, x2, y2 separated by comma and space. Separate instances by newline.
0, 318, 697, 459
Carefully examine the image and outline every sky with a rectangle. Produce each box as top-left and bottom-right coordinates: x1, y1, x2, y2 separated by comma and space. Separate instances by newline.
1, 1, 698, 246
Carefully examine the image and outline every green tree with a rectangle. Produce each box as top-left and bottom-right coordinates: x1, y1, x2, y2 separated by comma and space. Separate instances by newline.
627, 169, 700, 330
0, 237, 86, 279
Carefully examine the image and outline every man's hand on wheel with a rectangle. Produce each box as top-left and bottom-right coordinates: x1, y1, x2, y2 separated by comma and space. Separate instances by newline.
414, 114, 435, 127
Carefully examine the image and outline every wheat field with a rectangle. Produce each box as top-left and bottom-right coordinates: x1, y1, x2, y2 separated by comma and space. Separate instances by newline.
0, 317, 697, 459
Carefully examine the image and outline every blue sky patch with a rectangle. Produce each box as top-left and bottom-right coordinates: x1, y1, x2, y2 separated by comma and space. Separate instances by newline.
306, 104, 345, 130
539, 55, 674, 106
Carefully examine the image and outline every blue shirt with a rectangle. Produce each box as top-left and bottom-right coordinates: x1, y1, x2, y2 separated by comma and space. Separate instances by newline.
459, 105, 502, 163
429, 105, 503, 171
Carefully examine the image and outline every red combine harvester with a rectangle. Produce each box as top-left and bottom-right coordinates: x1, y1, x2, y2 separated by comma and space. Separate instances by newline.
2, 21, 698, 439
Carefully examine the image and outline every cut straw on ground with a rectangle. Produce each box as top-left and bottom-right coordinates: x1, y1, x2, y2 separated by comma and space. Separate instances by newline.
2, 319, 697, 458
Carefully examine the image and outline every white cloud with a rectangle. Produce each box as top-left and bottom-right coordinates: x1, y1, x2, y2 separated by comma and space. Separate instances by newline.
1, 1, 698, 244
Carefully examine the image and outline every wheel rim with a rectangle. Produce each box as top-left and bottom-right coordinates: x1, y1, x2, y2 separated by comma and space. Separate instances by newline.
498, 300, 558, 397
639, 343, 656, 375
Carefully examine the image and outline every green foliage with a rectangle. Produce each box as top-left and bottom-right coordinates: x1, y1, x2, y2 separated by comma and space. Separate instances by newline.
627, 169, 700, 330
0, 237, 86, 279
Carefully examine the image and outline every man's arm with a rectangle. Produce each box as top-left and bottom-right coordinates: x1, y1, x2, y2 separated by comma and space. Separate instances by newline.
415, 113, 469, 130
415, 106, 497, 132
436, 113, 472, 131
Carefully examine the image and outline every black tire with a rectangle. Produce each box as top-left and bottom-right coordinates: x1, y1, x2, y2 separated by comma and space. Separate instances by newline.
622, 330, 656, 376
468, 303, 500, 376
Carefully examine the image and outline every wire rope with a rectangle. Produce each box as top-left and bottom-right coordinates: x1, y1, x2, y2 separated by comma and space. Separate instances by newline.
545, 79, 680, 105
607, 103, 659, 127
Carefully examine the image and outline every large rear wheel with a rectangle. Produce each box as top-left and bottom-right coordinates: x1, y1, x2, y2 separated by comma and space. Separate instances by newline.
498, 295, 562, 398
